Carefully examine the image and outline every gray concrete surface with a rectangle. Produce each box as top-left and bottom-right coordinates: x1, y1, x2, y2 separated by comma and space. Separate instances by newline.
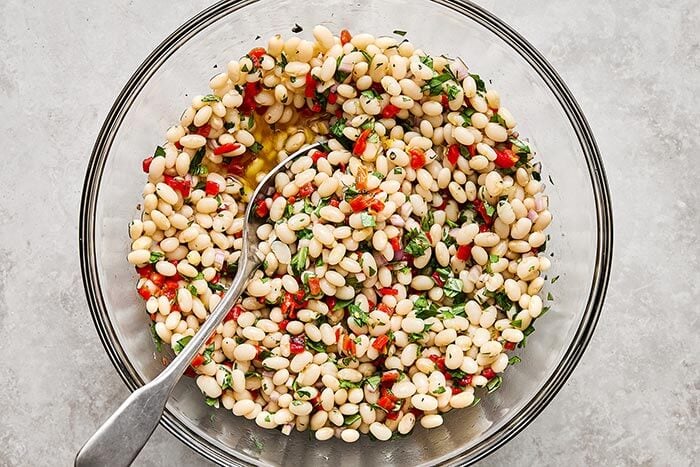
0, 0, 697, 465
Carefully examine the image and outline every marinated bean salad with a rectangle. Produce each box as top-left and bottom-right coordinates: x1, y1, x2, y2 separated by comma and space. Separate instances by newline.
128, 25, 553, 442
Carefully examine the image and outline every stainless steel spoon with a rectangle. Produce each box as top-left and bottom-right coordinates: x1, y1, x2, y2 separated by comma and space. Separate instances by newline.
76, 141, 326, 467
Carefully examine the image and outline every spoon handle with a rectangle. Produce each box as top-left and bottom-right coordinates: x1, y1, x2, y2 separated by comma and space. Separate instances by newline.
75, 253, 257, 466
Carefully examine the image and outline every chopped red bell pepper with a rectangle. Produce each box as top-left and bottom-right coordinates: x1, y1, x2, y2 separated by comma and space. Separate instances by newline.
353, 129, 371, 156
378, 287, 398, 296
467, 144, 477, 157
504, 341, 516, 351
308, 276, 321, 296
205, 180, 220, 196
348, 195, 371, 212
377, 395, 395, 411
380, 370, 400, 385
329, 198, 340, 207
195, 124, 211, 137
328, 92, 338, 105
472, 199, 492, 225
451, 387, 462, 395
325, 296, 336, 310
343, 336, 356, 355
298, 183, 314, 198
137, 286, 152, 301
482, 368, 496, 380
409, 148, 426, 169
290, 335, 306, 354
389, 236, 401, 251
369, 199, 385, 212
494, 148, 519, 168
224, 304, 244, 322
340, 29, 352, 45
446, 144, 460, 165
278, 319, 289, 332
142, 157, 153, 173
372, 335, 390, 351
431, 272, 444, 287
191, 354, 205, 367
381, 103, 401, 119
254, 199, 269, 218
305, 72, 316, 98
136, 264, 154, 278
356, 168, 367, 190
164, 175, 191, 198
248, 47, 266, 67
456, 244, 472, 261
213, 143, 241, 155
311, 151, 328, 163
149, 272, 165, 287
376, 303, 394, 316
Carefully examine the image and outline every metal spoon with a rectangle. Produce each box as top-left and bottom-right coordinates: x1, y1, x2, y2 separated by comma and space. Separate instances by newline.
76, 141, 326, 467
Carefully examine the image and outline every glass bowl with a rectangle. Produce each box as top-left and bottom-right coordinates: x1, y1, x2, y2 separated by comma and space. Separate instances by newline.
79, 0, 613, 465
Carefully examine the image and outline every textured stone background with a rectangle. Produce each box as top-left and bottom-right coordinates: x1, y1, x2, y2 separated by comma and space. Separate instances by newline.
0, 0, 697, 465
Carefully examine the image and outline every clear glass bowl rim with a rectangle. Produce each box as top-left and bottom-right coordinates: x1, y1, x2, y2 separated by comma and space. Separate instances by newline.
79, 0, 614, 465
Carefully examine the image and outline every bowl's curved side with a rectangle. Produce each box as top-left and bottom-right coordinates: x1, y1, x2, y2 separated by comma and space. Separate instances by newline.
80, 0, 613, 465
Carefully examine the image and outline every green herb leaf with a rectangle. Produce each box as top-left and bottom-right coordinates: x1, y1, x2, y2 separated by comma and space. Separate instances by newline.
433, 386, 446, 394
361, 89, 380, 100
489, 113, 506, 126
204, 397, 220, 408
508, 355, 522, 365
333, 298, 354, 311
489, 254, 500, 263
469, 73, 486, 94
173, 335, 193, 353
547, 292, 554, 301
420, 210, 435, 232
360, 212, 376, 227
220, 370, 233, 390
153, 146, 166, 158
486, 375, 503, 393
305, 339, 326, 353
393, 29, 407, 36
189, 147, 206, 175
413, 295, 440, 319
403, 228, 430, 256
330, 118, 353, 149
339, 379, 362, 390
419, 55, 434, 69
148, 251, 164, 264
277, 52, 289, 69
460, 107, 476, 127
343, 413, 362, 426
348, 304, 369, 327
443, 277, 463, 298
249, 142, 263, 154
201, 94, 221, 102
423, 72, 452, 96
290, 246, 309, 276
364, 375, 381, 390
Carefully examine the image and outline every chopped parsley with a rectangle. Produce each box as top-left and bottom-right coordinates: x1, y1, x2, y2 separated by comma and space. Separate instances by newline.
423, 72, 453, 96
201, 94, 221, 103
443, 277, 463, 298
204, 397, 220, 408
305, 339, 326, 353
419, 55, 434, 69
348, 304, 369, 327
469, 73, 486, 94
173, 335, 193, 353
290, 246, 309, 276
403, 228, 430, 256
148, 251, 164, 264
413, 295, 439, 319
508, 355, 522, 365
486, 375, 503, 393
153, 145, 166, 158
360, 212, 376, 227
364, 375, 381, 390
393, 29, 408, 36
189, 147, 206, 175
338, 379, 362, 390
249, 142, 263, 154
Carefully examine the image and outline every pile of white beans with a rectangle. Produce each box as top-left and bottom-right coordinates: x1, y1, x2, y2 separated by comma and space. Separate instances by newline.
127, 25, 553, 442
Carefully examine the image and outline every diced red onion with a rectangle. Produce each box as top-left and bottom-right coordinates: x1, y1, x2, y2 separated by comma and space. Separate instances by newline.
338, 60, 353, 73
535, 196, 547, 212
453, 57, 470, 81
527, 209, 539, 222
389, 214, 405, 227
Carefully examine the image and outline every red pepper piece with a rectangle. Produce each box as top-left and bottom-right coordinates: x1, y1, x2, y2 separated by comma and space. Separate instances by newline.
456, 244, 472, 261
308, 276, 321, 296
298, 183, 314, 198
431, 272, 444, 287
409, 148, 426, 169
348, 195, 370, 212
376, 303, 394, 316
254, 199, 269, 218
353, 129, 371, 156
248, 47, 266, 67
381, 103, 401, 119
378, 287, 398, 296
327, 92, 338, 105
205, 180, 220, 196
472, 199, 492, 225
482, 368, 496, 380
389, 236, 401, 251
329, 198, 339, 207
136, 264, 154, 278
213, 143, 240, 155
340, 29, 352, 45
290, 335, 306, 354
137, 286, 152, 301
494, 148, 519, 168
372, 335, 390, 351
142, 157, 153, 173
369, 199, 385, 212
446, 144, 460, 165
305, 73, 316, 98
311, 151, 328, 163
191, 354, 205, 367
195, 124, 211, 137
504, 341, 516, 351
